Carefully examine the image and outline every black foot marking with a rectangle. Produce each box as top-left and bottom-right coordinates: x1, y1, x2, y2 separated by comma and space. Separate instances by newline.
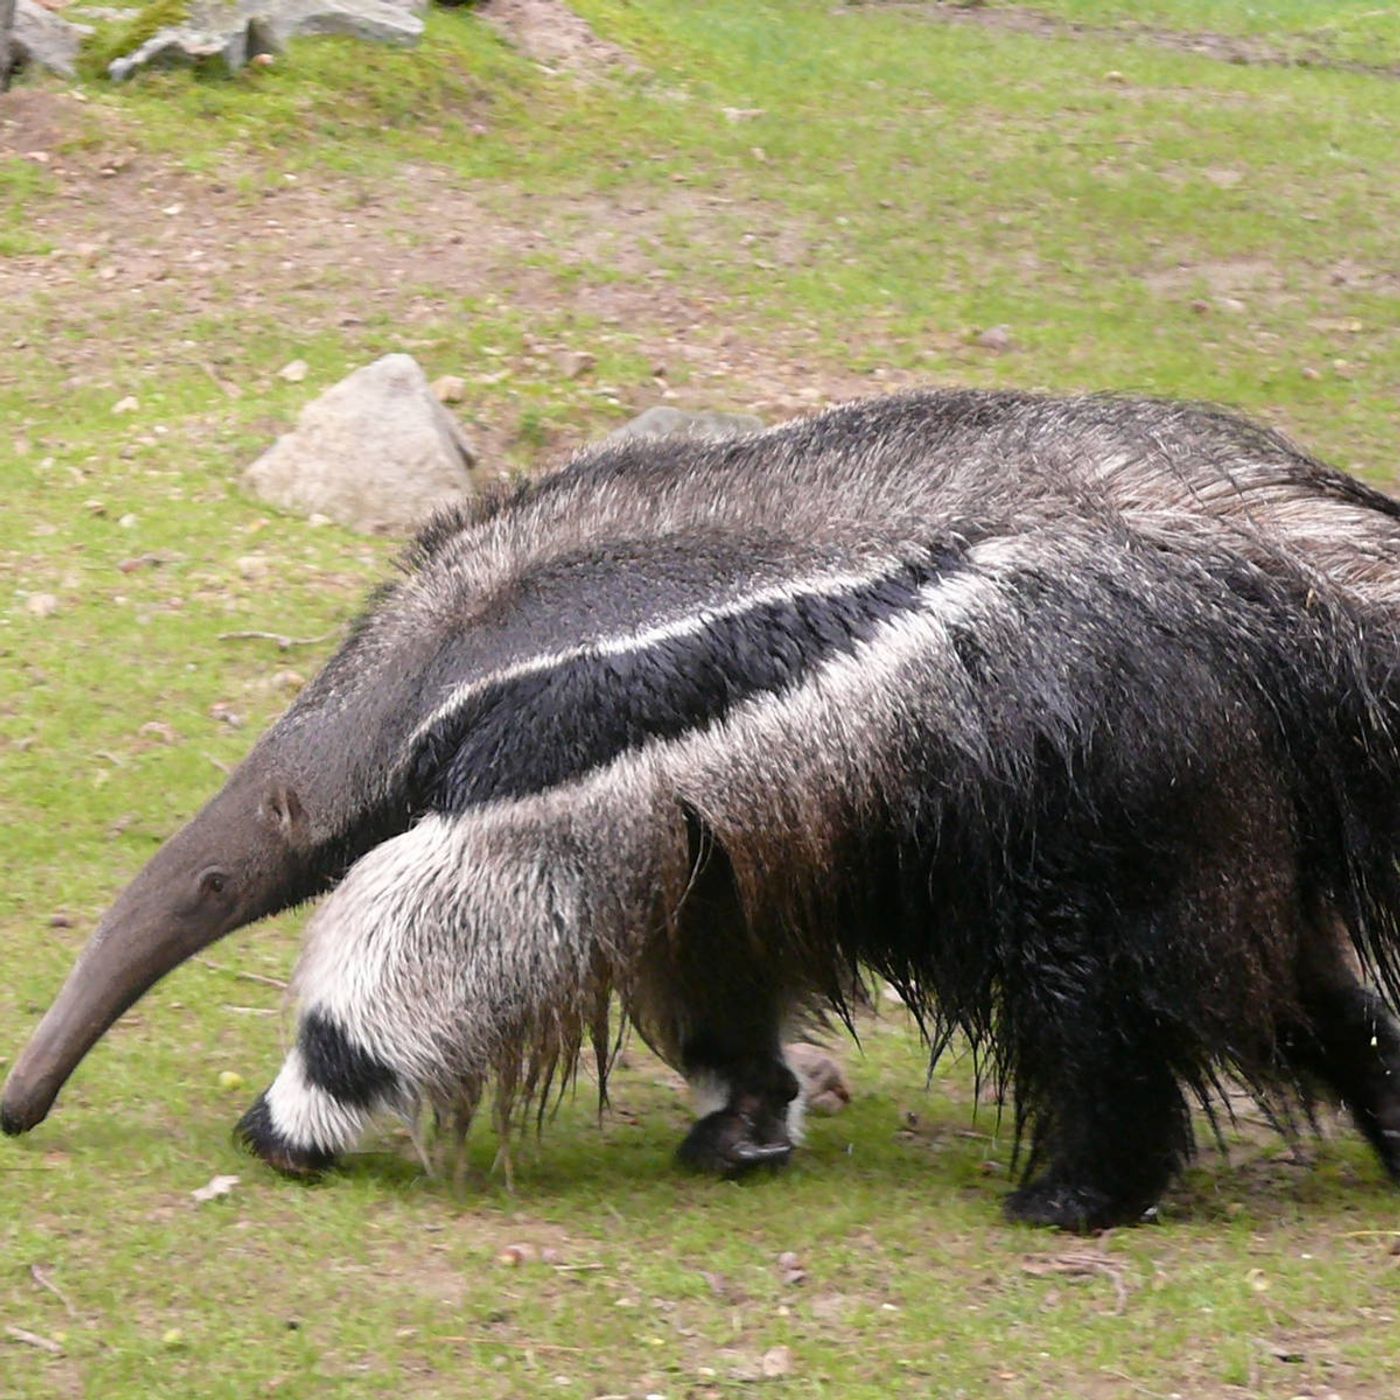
235, 1094, 335, 1180
677, 1109, 793, 1178
1004, 1178, 1156, 1233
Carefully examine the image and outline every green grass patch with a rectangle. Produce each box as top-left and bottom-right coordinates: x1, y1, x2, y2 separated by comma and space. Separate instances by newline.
1018, 0, 1400, 67
4, 3, 1400, 1395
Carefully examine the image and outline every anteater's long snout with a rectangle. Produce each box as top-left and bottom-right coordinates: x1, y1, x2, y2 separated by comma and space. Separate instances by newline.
1, 907, 208, 1135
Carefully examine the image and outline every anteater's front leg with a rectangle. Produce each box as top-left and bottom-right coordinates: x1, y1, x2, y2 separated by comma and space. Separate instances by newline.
236, 1005, 405, 1176
237, 813, 602, 1177
634, 842, 804, 1176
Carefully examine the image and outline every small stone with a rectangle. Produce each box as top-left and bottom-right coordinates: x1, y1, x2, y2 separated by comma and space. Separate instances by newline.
118, 513, 138, 529
209, 702, 245, 729
278, 359, 309, 384
236, 554, 270, 580
48, 913, 75, 929
973, 326, 1014, 353
786, 1042, 852, 1114
497, 1244, 534, 1267
270, 669, 305, 693
25, 593, 60, 618
431, 375, 467, 404
761, 1346, 793, 1378
556, 350, 597, 380
112, 396, 139, 415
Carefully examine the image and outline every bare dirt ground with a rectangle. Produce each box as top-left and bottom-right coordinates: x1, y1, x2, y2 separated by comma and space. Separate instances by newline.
3, 87, 921, 479
476, 0, 638, 76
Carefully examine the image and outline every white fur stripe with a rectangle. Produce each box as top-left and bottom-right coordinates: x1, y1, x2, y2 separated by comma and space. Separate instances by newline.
413, 534, 1021, 821
265, 1046, 372, 1154
407, 558, 925, 750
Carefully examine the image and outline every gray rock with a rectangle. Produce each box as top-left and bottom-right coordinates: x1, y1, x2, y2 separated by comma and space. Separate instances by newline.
784, 1042, 852, 1115
1, 0, 16, 91
973, 325, 1014, 353
11, 0, 91, 79
243, 354, 477, 535
603, 406, 764, 446
108, 0, 424, 81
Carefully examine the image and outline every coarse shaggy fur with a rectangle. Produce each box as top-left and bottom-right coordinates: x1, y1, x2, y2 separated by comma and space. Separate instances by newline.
220, 390, 1400, 1227
25, 388, 1400, 1230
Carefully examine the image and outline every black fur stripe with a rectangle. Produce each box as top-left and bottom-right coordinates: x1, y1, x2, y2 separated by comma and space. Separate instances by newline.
235, 1093, 336, 1176
300, 1009, 398, 1108
413, 548, 967, 811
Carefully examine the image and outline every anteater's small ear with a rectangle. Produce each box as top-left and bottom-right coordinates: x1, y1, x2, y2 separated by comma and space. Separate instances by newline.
259, 782, 310, 848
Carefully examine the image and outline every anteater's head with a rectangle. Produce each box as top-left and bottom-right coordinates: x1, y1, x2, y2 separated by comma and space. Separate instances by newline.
0, 769, 317, 1136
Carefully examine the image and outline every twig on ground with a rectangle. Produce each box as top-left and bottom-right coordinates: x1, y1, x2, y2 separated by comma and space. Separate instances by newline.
218, 629, 340, 651
1021, 1251, 1130, 1314
29, 1266, 76, 1319
4, 1325, 64, 1355
1100, 1370, 1172, 1398
197, 958, 288, 991
197, 360, 241, 399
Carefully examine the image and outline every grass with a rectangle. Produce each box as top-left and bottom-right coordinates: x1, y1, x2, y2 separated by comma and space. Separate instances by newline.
1022, 0, 1400, 66
3, 1, 1400, 1395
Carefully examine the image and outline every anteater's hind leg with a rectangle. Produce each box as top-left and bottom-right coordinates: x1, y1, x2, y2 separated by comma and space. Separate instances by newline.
1002, 912, 1193, 1231
1287, 924, 1400, 1181
1004, 1022, 1189, 1232
635, 840, 802, 1177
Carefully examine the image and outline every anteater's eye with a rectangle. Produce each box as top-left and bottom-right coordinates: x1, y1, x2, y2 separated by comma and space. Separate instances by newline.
198, 868, 230, 898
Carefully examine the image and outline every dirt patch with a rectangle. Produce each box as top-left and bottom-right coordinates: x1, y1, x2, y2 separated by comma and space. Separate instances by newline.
0, 88, 96, 155
1, 92, 922, 475
851, 2, 1400, 79
476, 0, 637, 77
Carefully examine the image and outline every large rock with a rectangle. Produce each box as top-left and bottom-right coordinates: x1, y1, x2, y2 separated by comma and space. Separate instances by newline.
1, 0, 15, 91
602, 406, 764, 446
108, 0, 424, 80
10, 0, 90, 79
244, 355, 477, 535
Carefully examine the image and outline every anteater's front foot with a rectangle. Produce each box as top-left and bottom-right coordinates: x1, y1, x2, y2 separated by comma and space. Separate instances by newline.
1004, 1175, 1156, 1232
235, 1094, 336, 1180
677, 1108, 793, 1178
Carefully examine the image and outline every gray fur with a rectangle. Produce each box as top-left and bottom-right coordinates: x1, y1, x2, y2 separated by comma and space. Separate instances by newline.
9, 389, 1400, 1229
